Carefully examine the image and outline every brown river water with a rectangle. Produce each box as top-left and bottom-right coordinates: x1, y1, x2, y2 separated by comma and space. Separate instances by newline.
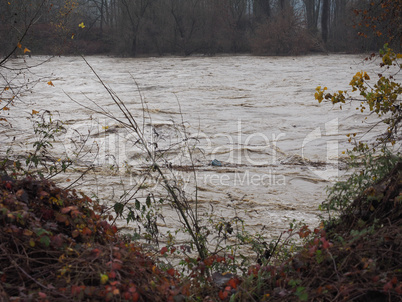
1, 54, 395, 244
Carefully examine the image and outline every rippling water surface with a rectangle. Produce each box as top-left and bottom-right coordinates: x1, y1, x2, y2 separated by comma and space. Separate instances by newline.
1, 54, 390, 240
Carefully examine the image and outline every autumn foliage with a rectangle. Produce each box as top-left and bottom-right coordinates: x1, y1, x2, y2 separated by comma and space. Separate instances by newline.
354, 0, 402, 49
0, 176, 180, 301
233, 162, 402, 301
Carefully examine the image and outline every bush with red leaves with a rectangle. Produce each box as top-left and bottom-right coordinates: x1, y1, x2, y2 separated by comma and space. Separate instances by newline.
0, 176, 183, 302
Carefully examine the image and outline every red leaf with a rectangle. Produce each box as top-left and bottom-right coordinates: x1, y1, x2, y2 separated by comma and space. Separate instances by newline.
92, 248, 101, 256
132, 292, 139, 302
218, 290, 228, 300
71, 285, 81, 296
204, 256, 214, 266
39, 191, 49, 199
55, 213, 68, 223
180, 283, 191, 296
167, 268, 175, 276
216, 256, 225, 263
82, 227, 92, 236
111, 225, 118, 234
383, 281, 393, 292
61, 206, 77, 214
113, 251, 122, 259
320, 237, 330, 249
160, 246, 169, 255
309, 245, 317, 256
111, 261, 122, 271
51, 234, 63, 248
228, 278, 239, 289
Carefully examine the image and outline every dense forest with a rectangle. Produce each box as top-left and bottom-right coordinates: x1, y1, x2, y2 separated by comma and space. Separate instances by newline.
0, 0, 400, 57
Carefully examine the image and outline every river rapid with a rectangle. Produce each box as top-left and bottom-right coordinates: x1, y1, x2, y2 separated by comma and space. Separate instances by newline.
1, 54, 390, 243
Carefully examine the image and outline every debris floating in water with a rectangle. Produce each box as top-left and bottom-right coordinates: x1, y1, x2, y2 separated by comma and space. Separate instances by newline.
211, 159, 222, 167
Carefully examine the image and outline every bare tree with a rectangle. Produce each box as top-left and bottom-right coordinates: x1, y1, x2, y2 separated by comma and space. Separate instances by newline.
321, 0, 329, 43
254, 0, 272, 21
117, 0, 153, 56
331, 0, 348, 50
303, 0, 321, 35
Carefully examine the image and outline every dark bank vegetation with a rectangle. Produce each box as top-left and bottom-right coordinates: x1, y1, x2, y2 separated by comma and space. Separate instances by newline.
0, 176, 180, 302
0, 0, 400, 58
1, 1, 401, 301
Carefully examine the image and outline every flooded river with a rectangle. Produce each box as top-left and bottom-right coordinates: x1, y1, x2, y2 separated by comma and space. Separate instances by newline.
0, 54, 389, 243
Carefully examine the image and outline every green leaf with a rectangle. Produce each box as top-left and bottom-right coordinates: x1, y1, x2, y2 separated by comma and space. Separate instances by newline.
296, 287, 308, 301
35, 228, 50, 236
40, 235, 51, 247
127, 209, 135, 224
114, 202, 124, 217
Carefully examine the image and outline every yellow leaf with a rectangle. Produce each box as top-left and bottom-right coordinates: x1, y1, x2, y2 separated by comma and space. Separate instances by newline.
71, 33, 75, 39
23, 47, 31, 54
102, 126, 109, 130
47, 81, 54, 86
29, 238, 35, 247
78, 22, 85, 28
3, 107, 10, 111
32, 109, 39, 115
100, 274, 108, 284
17, 42, 22, 48
23, 229, 34, 236
4, 87, 10, 91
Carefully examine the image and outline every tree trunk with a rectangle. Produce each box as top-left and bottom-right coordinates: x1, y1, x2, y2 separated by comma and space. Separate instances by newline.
321, 0, 329, 43
254, 0, 271, 21
304, 0, 321, 35
131, 33, 137, 57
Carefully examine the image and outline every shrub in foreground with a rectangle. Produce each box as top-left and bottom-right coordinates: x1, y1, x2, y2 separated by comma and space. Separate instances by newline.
0, 176, 181, 301
235, 161, 402, 301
